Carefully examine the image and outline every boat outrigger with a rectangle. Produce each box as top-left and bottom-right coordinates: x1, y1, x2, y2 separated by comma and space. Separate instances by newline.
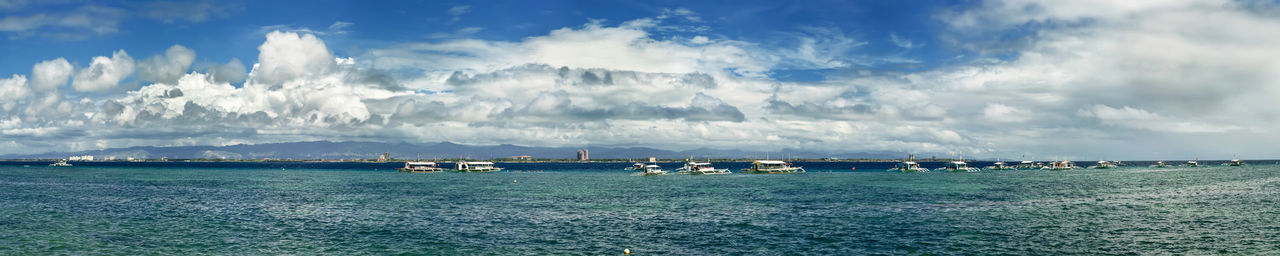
1042, 161, 1077, 170
1149, 161, 1169, 168
397, 161, 444, 173
741, 160, 804, 174
634, 165, 667, 176
675, 162, 730, 175
1184, 160, 1201, 167
49, 159, 72, 167
1088, 160, 1117, 169
1013, 160, 1043, 170
624, 163, 645, 171
936, 161, 980, 172
889, 161, 929, 173
986, 161, 1015, 170
454, 161, 503, 172
889, 154, 929, 172
1225, 156, 1245, 166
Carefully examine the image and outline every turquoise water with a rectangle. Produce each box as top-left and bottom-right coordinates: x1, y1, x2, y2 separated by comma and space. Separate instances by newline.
2, 164, 1279, 254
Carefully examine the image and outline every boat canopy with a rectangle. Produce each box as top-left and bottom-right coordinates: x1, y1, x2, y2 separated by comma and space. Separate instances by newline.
406, 161, 437, 166
465, 162, 495, 165
754, 160, 787, 164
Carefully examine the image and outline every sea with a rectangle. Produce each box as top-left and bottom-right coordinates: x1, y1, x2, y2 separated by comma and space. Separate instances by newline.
2, 160, 1278, 254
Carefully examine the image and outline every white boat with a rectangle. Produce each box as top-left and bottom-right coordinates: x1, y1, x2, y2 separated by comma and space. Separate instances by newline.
1149, 161, 1169, 168
1184, 160, 1201, 167
936, 161, 980, 172
635, 165, 667, 176
986, 161, 1016, 170
397, 161, 444, 173
1225, 156, 1245, 166
889, 161, 929, 173
624, 163, 645, 171
1013, 160, 1043, 169
1087, 160, 1117, 169
1042, 161, 1077, 170
675, 162, 730, 175
741, 160, 805, 174
49, 160, 72, 167
454, 161, 503, 172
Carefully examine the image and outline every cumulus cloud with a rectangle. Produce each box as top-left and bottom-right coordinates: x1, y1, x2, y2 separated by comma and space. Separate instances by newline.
72, 50, 135, 92
30, 58, 72, 91
206, 58, 247, 84
251, 31, 335, 86
0, 5, 125, 40
137, 45, 196, 84
0, 75, 28, 108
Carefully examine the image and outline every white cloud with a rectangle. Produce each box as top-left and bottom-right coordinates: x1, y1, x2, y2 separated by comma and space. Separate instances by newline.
206, 58, 247, 84
982, 103, 1029, 123
447, 5, 470, 23
889, 33, 922, 49
137, 45, 196, 84
1078, 105, 1239, 133
140, 0, 237, 23
30, 58, 72, 91
72, 50, 135, 92
250, 31, 335, 85
0, 75, 29, 108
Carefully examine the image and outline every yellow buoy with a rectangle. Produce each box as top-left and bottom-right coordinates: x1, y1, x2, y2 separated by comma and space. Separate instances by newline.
624, 248, 630, 254
513, 179, 518, 183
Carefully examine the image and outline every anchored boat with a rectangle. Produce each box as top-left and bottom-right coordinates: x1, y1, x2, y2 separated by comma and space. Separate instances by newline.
1088, 160, 1117, 169
49, 159, 72, 167
741, 160, 804, 174
675, 162, 730, 175
454, 161, 503, 172
397, 161, 444, 173
1042, 161, 1077, 170
936, 161, 980, 172
1149, 161, 1169, 168
635, 165, 668, 176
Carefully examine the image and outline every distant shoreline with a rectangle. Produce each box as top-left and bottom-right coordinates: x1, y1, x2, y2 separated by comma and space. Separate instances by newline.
2, 158, 1273, 163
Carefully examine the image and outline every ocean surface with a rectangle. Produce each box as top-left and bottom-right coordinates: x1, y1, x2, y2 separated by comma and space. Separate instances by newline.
2, 160, 1279, 254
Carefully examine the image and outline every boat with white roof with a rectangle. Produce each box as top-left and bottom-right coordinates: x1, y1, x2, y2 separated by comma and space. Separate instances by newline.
397, 161, 444, 173
49, 159, 72, 167
1087, 160, 1117, 169
741, 160, 805, 174
634, 164, 668, 176
889, 154, 928, 172
454, 161, 503, 172
936, 161, 980, 172
1042, 161, 1078, 170
675, 162, 730, 175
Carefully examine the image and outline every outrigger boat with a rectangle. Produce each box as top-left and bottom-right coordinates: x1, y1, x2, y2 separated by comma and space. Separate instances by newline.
889, 154, 929, 172
1184, 160, 1201, 167
1013, 160, 1043, 170
936, 161, 980, 172
1087, 160, 1117, 169
889, 161, 929, 173
634, 165, 667, 176
741, 160, 805, 174
675, 162, 730, 175
454, 161, 503, 172
48, 159, 72, 167
397, 161, 444, 173
1225, 155, 1245, 166
624, 163, 645, 171
1042, 161, 1078, 170
1149, 161, 1170, 168
986, 161, 1016, 170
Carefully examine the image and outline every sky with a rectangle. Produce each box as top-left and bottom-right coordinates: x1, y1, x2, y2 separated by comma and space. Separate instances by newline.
2, 0, 1280, 160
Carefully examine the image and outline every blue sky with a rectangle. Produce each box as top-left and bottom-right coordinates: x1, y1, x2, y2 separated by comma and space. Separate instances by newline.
2, 0, 1280, 160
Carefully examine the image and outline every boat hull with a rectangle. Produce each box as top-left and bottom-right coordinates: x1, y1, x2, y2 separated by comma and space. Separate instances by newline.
740, 168, 805, 174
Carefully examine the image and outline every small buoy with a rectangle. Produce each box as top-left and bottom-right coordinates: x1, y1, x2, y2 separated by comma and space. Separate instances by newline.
850, 167, 857, 170
624, 248, 630, 254
513, 179, 518, 183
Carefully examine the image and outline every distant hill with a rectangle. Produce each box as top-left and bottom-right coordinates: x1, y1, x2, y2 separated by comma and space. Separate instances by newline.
0, 141, 909, 160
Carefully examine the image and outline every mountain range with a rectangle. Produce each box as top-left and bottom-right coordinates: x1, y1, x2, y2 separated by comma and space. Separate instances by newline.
0, 141, 911, 160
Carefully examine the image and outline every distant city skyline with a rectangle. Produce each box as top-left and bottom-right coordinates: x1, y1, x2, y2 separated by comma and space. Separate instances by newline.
2, 0, 1280, 160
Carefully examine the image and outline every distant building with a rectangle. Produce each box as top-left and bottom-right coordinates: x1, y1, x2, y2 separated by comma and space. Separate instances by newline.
378, 152, 390, 162
649, 156, 656, 163
576, 149, 589, 161
512, 155, 532, 160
